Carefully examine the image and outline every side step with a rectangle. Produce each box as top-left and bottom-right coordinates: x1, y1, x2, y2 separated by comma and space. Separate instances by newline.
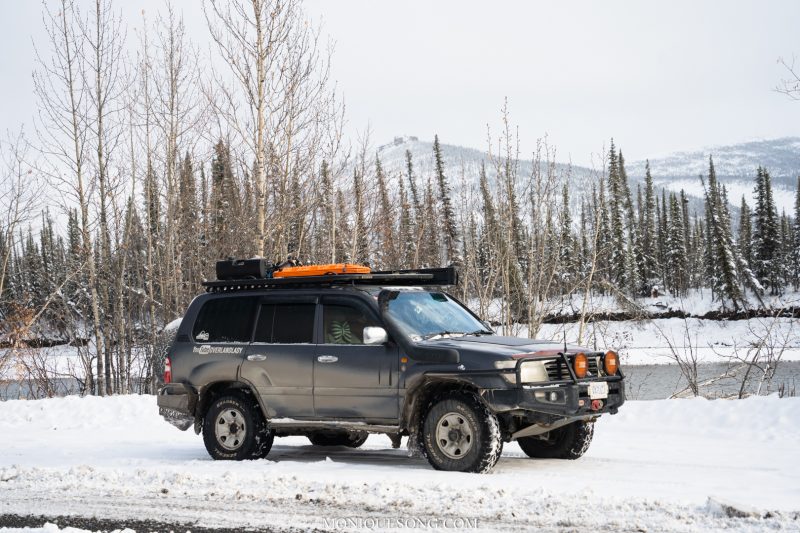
268, 418, 399, 434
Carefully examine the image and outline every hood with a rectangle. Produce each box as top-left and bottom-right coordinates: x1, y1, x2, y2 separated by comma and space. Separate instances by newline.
415, 335, 591, 364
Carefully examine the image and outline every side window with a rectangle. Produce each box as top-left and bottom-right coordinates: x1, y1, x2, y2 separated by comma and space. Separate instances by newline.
192, 297, 258, 343
323, 304, 377, 345
253, 303, 316, 344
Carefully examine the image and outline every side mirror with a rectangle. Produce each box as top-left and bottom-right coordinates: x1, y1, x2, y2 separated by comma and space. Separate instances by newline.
481, 320, 494, 333
363, 326, 388, 345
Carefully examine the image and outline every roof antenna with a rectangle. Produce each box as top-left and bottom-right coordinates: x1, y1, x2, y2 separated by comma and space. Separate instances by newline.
563, 330, 568, 354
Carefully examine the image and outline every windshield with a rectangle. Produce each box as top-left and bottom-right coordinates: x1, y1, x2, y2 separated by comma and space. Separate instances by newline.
380, 290, 490, 341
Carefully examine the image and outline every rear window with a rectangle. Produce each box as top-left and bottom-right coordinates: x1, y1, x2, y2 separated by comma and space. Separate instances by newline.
192, 297, 258, 343
254, 303, 316, 343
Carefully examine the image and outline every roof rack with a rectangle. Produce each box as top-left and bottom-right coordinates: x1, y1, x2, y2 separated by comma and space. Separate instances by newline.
201, 266, 459, 293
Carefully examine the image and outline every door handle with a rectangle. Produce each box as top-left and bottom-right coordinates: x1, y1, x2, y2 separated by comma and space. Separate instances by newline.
317, 355, 338, 363
247, 354, 267, 362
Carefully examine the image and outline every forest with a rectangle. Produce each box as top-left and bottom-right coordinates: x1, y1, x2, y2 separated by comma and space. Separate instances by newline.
0, 0, 798, 397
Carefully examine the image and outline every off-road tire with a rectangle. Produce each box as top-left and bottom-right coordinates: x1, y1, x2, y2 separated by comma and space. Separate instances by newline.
421, 392, 502, 473
307, 431, 369, 448
517, 420, 594, 460
202, 394, 273, 460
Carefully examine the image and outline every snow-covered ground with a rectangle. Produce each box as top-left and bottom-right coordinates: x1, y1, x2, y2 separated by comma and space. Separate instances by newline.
1, 395, 798, 532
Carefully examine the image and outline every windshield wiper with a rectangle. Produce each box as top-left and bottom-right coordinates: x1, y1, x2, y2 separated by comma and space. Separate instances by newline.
422, 331, 466, 341
464, 329, 493, 336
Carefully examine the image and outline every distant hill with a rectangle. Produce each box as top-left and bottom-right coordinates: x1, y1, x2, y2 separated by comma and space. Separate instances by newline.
626, 137, 800, 214
373, 135, 800, 215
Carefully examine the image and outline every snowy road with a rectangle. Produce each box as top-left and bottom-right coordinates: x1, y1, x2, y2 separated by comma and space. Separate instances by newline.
0, 395, 798, 532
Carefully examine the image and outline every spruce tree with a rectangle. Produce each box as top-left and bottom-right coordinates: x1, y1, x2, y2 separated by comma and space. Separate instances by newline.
607, 140, 625, 285
433, 135, 459, 263
703, 158, 744, 309
794, 176, 800, 289
351, 167, 370, 265
752, 167, 781, 294
419, 178, 440, 267
319, 161, 336, 262
558, 183, 575, 290
374, 155, 396, 268
398, 173, 416, 267
738, 196, 753, 269
666, 193, 688, 296
642, 161, 657, 283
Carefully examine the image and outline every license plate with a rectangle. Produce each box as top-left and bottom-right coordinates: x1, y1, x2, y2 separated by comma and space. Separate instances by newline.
588, 381, 608, 399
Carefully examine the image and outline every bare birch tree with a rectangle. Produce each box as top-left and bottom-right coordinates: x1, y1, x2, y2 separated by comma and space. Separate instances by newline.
205, 0, 338, 260
33, 0, 105, 395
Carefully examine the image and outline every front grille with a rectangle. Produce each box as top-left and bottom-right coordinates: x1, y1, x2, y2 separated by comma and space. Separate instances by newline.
545, 353, 601, 381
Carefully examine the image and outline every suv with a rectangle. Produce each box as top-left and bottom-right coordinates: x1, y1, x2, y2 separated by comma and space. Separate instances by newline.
157, 263, 625, 473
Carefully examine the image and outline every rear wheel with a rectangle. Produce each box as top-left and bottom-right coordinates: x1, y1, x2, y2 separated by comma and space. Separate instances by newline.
517, 420, 594, 460
421, 392, 502, 473
307, 431, 368, 448
202, 394, 273, 460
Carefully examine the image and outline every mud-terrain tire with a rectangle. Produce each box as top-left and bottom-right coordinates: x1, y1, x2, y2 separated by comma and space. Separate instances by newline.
517, 420, 594, 460
307, 431, 369, 448
421, 392, 502, 473
202, 394, 273, 460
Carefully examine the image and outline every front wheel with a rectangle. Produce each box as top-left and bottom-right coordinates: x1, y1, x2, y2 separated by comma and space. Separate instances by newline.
421, 393, 502, 473
517, 420, 594, 460
202, 394, 273, 460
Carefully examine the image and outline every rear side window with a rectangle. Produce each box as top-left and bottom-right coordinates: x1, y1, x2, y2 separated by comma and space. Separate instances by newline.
254, 303, 316, 343
192, 297, 258, 343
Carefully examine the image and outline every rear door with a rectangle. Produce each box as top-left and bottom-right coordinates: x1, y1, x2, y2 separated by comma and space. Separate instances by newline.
313, 295, 399, 419
239, 296, 317, 418
186, 295, 259, 383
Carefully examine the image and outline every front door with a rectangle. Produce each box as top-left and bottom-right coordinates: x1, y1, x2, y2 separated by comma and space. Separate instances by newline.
313, 295, 399, 419
239, 296, 317, 418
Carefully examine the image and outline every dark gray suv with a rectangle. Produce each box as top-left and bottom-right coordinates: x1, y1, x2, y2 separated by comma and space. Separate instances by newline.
157, 264, 625, 473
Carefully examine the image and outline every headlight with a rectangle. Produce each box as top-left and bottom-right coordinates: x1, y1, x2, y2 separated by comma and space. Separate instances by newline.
493, 360, 548, 383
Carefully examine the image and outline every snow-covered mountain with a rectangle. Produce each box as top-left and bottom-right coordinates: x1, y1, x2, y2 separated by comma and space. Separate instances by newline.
626, 137, 800, 214
375, 136, 800, 215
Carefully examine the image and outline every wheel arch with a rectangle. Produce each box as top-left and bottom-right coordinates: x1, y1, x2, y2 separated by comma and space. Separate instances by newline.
193, 381, 264, 434
401, 377, 483, 436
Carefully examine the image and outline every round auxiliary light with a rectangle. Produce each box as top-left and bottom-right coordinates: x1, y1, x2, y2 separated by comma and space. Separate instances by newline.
574, 353, 588, 378
604, 351, 619, 376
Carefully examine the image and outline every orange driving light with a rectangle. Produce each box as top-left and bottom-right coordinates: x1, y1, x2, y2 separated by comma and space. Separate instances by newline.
604, 351, 619, 375
574, 353, 588, 378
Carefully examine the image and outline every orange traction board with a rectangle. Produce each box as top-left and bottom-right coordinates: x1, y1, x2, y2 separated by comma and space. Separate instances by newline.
272, 263, 371, 278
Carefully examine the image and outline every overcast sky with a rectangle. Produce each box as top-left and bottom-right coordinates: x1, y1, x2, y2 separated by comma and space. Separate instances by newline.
1, 0, 798, 167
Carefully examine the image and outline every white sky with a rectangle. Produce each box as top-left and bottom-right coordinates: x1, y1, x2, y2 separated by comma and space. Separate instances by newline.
1, 0, 798, 167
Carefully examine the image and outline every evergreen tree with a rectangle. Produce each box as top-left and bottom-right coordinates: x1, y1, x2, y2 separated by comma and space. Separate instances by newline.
666, 193, 688, 296
374, 155, 396, 268
607, 140, 625, 285
318, 161, 337, 262
351, 167, 369, 265
433, 135, 459, 263
397, 172, 416, 267
558, 183, 575, 290
702, 157, 762, 309
416, 178, 437, 267
209, 140, 241, 259
752, 167, 781, 294
793, 176, 800, 289
738, 196, 753, 269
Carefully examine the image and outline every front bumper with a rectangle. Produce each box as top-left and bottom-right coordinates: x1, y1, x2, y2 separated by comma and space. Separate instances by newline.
480, 353, 626, 418
483, 379, 625, 417
157, 383, 196, 431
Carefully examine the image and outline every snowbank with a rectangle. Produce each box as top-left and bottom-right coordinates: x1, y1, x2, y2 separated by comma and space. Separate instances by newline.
0, 395, 798, 531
